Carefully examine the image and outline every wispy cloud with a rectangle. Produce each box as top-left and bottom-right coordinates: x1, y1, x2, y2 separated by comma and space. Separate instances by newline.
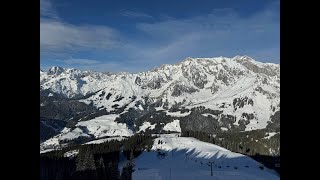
130, 6, 279, 65
40, 0, 59, 19
121, 10, 153, 19
40, 18, 122, 57
42, 61, 132, 73
55, 58, 101, 65
40, 0, 123, 59
78, 63, 133, 72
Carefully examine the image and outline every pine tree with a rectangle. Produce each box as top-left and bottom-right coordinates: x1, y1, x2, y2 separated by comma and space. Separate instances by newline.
97, 157, 106, 180
97, 157, 105, 169
76, 147, 86, 171
85, 147, 96, 171
76, 146, 96, 171
121, 163, 133, 180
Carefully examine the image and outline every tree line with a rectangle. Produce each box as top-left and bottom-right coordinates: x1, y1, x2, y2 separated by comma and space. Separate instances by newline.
40, 133, 155, 180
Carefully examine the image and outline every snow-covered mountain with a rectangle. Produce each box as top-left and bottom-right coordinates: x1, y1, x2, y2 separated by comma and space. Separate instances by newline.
40, 55, 280, 155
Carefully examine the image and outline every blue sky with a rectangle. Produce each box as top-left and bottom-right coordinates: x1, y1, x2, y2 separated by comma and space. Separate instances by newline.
40, 0, 280, 72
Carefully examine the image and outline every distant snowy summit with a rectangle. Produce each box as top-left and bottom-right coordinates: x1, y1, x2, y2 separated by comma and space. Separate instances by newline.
40, 55, 279, 100
41, 55, 279, 74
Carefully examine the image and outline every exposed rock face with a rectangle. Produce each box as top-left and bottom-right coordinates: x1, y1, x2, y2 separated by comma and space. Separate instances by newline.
171, 84, 198, 97
267, 111, 280, 132
234, 56, 279, 76
47, 66, 65, 76
233, 97, 254, 111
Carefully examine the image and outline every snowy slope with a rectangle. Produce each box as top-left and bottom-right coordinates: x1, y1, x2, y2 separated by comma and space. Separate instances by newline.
40, 114, 133, 152
84, 137, 126, 145
133, 134, 279, 180
77, 114, 133, 137
138, 122, 156, 133
163, 120, 181, 132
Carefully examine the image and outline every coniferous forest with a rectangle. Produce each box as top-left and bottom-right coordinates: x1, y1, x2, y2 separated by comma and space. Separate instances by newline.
40, 134, 154, 180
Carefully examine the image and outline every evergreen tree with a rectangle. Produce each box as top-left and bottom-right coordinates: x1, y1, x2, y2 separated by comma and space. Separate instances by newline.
76, 146, 96, 171
76, 147, 86, 171
121, 163, 133, 180
85, 147, 96, 171
97, 157, 107, 180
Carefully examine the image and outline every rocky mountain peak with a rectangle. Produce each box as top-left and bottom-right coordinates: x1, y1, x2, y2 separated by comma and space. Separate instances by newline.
48, 66, 65, 76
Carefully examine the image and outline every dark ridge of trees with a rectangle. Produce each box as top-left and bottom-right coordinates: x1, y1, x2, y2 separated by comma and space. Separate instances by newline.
120, 163, 134, 180
40, 95, 97, 123
181, 130, 280, 174
181, 129, 280, 156
122, 133, 155, 160
40, 134, 155, 180
40, 141, 121, 180
249, 154, 280, 174
40, 117, 67, 142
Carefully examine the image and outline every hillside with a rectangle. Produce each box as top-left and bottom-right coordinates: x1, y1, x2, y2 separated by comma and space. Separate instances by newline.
132, 134, 279, 180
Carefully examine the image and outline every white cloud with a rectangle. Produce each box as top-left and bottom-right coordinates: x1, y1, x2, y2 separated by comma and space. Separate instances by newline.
131, 7, 279, 64
55, 58, 100, 65
40, 18, 122, 56
79, 63, 130, 72
40, 0, 59, 19
41, 60, 131, 73
40, 0, 124, 69
121, 10, 153, 19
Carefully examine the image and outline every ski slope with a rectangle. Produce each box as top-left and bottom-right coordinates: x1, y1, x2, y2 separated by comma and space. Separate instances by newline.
133, 134, 279, 180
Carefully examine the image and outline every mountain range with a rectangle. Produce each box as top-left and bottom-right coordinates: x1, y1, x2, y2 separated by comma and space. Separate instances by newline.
40, 55, 280, 157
